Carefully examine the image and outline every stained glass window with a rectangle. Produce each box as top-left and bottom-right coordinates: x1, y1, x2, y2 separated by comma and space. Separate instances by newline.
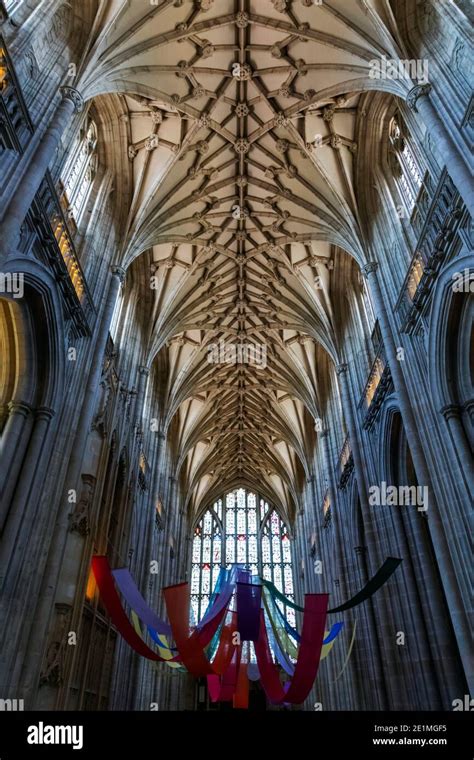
190, 507, 221, 622
261, 507, 296, 628
389, 116, 424, 214
61, 118, 98, 226
190, 489, 295, 626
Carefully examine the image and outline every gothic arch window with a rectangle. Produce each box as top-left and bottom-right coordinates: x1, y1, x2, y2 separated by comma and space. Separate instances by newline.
389, 115, 425, 215
190, 488, 295, 625
190, 502, 222, 623
361, 275, 376, 336
60, 117, 98, 227
389, 412, 418, 490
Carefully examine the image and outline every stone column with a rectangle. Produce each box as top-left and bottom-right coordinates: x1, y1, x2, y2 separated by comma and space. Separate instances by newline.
134, 366, 150, 432
406, 84, 473, 217
319, 428, 348, 601
17, 266, 126, 701
0, 405, 55, 690
175, 507, 187, 583
0, 399, 32, 530
67, 267, 126, 486
353, 545, 388, 710
463, 399, 474, 445
440, 404, 474, 489
335, 364, 369, 507
335, 364, 392, 706
364, 262, 430, 490
0, 406, 55, 572
297, 506, 311, 593
165, 476, 178, 585
306, 477, 319, 594
132, 429, 166, 711
0, 87, 84, 264
364, 261, 473, 692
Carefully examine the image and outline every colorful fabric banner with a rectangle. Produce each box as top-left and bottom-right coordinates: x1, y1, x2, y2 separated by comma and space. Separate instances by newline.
266, 616, 295, 676
327, 558, 402, 612
264, 585, 344, 647
233, 661, 249, 709
237, 580, 262, 641
207, 644, 242, 702
163, 582, 230, 676
147, 626, 176, 653
263, 590, 298, 660
93, 555, 389, 708
210, 612, 238, 676
284, 593, 328, 703
323, 622, 344, 644
263, 557, 402, 613
332, 620, 358, 681
198, 570, 236, 629
132, 613, 184, 670
112, 568, 172, 635
265, 593, 344, 676
91, 556, 181, 663
255, 594, 328, 704
219, 647, 242, 701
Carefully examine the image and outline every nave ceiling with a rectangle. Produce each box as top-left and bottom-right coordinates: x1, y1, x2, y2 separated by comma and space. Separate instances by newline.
75, 0, 411, 521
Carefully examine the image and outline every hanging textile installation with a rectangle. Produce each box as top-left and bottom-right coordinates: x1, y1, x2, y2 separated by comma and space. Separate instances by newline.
91, 555, 402, 708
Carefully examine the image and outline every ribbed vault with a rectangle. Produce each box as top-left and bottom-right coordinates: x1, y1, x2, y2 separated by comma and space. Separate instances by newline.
77, 0, 412, 521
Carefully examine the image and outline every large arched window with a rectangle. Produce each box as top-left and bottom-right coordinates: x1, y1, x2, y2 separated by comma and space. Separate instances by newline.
60, 116, 98, 226
190, 488, 295, 625
389, 115, 424, 214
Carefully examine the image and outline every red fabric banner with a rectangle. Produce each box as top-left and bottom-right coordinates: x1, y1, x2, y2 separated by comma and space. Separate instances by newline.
211, 612, 238, 676
233, 661, 249, 709
254, 594, 328, 704
163, 582, 230, 676
91, 556, 181, 663
207, 646, 242, 702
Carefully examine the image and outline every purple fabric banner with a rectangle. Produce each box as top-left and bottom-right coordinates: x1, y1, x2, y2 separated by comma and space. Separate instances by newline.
237, 580, 262, 641
112, 568, 172, 635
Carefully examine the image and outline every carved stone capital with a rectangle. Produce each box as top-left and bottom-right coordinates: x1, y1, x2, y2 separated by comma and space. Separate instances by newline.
60, 86, 85, 113
362, 261, 379, 278
354, 545, 367, 555
7, 399, 32, 418
462, 398, 474, 417
111, 265, 126, 284
36, 406, 55, 422
335, 363, 348, 376
138, 365, 150, 377
440, 403, 462, 421
406, 83, 432, 113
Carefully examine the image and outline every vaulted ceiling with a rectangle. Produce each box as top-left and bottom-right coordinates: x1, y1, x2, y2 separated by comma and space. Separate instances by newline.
77, 0, 411, 521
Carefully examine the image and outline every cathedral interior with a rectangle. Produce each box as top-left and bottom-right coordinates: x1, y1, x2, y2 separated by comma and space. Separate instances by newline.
0, 0, 472, 714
